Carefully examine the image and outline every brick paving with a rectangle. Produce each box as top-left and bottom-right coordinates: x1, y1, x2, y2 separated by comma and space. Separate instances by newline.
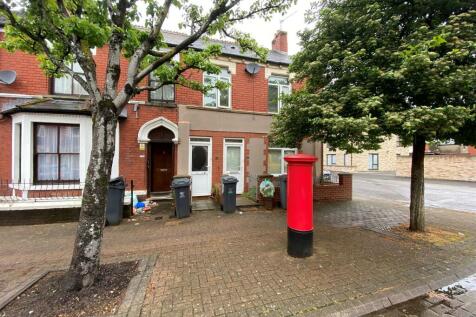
368, 274, 476, 316
1, 199, 476, 316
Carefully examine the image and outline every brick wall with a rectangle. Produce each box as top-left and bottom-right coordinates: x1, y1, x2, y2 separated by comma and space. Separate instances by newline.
0, 37, 281, 116
0, 33, 49, 95
272, 31, 288, 53
468, 146, 476, 156
189, 130, 268, 192
0, 117, 12, 180
118, 104, 178, 191
230, 64, 269, 113
175, 69, 203, 106
396, 155, 476, 182
314, 173, 352, 201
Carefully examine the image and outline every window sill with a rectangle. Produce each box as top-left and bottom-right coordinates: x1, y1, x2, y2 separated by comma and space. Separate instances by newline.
47, 94, 88, 100
147, 101, 177, 108
9, 183, 83, 191
203, 105, 232, 110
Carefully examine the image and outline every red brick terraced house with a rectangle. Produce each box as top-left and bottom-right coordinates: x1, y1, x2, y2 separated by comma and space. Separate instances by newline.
0, 17, 350, 210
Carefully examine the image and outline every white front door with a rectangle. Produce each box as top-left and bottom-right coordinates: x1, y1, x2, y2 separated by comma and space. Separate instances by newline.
190, 137, 212, 196
223, 139, 244, 194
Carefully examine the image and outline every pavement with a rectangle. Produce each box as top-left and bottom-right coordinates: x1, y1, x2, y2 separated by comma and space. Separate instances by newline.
368, 273, 476, 316
353, 173, 476, 213
1, 198, 476, 316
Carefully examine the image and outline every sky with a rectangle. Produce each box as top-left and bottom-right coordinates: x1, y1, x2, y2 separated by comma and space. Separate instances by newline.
154, 1, 314, 56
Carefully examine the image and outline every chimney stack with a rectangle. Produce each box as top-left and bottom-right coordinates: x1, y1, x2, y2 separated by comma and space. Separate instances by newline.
272, 30, 288, 53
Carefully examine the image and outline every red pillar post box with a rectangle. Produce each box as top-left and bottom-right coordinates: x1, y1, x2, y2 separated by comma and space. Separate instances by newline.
284, 154, 317, 258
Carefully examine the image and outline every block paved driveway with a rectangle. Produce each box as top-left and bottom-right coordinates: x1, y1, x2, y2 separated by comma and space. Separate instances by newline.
1, 199, 476, 316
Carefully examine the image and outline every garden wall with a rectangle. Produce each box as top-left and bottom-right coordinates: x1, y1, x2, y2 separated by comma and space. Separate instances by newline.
396, 155, 476, 182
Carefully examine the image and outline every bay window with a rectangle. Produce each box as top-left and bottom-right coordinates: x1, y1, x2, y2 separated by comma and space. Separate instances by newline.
268, 75, 290, 113
34, 124, 80, 182
203, 68, 231, 108
268, 148, 297, 175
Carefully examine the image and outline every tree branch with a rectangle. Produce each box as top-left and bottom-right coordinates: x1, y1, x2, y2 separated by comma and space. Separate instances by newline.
134, 0, 240, 84
0, 1, 93, 97
36, 1, 101, 100
134, 64, 196, 94
104, 0, 132, 98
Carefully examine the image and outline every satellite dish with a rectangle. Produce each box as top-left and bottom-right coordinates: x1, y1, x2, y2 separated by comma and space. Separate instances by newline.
245, 63, 261, 75
0, 70, 16, 84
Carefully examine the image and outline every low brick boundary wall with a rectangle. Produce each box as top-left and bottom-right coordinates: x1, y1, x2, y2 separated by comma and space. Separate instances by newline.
396, 155, 476, 182
314, 173, 352, 201
256, 173, 353, 204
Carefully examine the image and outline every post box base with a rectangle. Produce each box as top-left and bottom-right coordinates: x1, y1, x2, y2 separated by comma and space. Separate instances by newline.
287, 228, 313, 258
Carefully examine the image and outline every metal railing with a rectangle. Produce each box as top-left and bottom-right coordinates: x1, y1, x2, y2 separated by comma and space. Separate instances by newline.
0, 179, 84, 203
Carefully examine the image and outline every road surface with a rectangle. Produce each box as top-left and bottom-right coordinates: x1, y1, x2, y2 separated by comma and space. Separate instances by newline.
353, 173, 476, 213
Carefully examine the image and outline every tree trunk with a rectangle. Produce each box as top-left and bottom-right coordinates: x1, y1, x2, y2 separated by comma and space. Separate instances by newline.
409, 135, 426, 232
64, 100, 118, 291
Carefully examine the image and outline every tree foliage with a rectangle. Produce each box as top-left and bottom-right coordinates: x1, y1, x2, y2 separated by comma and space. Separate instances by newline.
1, 0, 295, 105
271, 0, 476, 151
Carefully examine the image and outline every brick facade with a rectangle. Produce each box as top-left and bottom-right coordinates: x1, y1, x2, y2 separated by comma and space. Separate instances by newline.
118, 104, 178, 191
0, 28, 352, 204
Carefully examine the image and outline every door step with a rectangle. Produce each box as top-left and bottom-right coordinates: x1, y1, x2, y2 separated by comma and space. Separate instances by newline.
148, 192, 173, 201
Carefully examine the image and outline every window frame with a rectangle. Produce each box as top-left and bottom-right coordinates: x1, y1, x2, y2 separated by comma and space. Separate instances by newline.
268, 147, 297, 175
51, 63, 88, 96
33, 123, 80, 184
268, 75, 291, 114
343, 153, 352, 166
368, 153, 379, 170
203, 69, 231, 109
148, 73, 176, 103
326, 154, 337, 166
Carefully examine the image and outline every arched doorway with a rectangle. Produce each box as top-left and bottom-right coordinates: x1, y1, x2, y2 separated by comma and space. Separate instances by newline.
148, 126, 176, 193
137, 117, 179, 195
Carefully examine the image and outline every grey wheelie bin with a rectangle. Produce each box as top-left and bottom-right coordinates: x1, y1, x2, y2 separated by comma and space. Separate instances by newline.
171, 177, 192, 219
221, 175, 238, 213
279, 174, 287, 209
106, 176, 126, 226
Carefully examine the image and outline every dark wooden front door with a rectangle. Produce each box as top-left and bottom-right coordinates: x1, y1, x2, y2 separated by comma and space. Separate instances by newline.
150, 143, 174, 193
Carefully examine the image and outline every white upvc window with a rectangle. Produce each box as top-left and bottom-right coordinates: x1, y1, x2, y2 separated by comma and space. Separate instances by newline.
344, 153, 352, 166
326, 154, 337, 165
203, 68, 231, 109
149, 72, 175, 102
268, 75, 291, 113
268, 147, 297, 175
368, 153, 379, 170
53, 62, 88, 96
34, 124, 80, 182
11, 113, 120, 190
